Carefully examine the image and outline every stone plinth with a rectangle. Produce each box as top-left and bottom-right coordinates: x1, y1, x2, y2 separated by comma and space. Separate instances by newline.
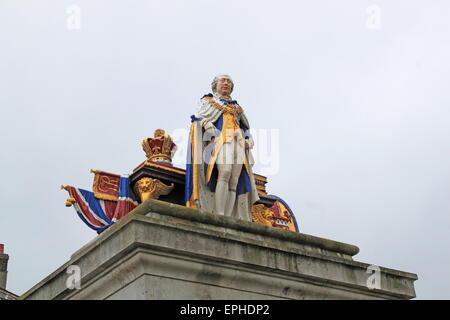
21, 200, 417, 300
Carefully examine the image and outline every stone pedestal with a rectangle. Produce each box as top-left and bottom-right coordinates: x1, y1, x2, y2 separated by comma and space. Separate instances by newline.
21, 200, 417, 300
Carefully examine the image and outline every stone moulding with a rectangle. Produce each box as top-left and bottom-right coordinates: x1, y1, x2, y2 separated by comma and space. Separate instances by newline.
20, 199, 418, 300
133, 199, 360, 258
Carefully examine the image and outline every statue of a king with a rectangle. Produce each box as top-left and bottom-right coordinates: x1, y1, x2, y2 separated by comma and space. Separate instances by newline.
185, 75, 260, 221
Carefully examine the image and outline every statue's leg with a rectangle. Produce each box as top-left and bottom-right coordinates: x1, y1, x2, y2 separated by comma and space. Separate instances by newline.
224, 164, 242, 217
214, 143, 232, 215
224, 139, 243, 217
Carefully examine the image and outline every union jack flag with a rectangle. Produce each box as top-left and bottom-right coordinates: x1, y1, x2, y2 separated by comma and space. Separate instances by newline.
63, 174, 139, 233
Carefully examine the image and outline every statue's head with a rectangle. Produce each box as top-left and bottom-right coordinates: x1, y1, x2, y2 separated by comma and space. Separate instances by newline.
211, 74, 234, 96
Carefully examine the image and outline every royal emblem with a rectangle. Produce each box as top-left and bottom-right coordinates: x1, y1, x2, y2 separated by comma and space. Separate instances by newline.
252, 200, 298, 232
91, 169, 121, 201
142, 129, 177, 164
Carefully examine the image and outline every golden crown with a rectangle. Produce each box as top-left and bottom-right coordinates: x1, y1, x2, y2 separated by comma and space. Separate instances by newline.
142, 129, 177, 163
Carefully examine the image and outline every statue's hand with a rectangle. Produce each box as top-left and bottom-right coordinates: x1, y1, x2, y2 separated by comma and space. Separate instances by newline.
205, 125, 219, 141
245, 137, 254, 150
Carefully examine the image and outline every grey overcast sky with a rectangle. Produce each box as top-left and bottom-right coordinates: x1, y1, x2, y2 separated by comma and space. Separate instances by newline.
0, 0, 449, 299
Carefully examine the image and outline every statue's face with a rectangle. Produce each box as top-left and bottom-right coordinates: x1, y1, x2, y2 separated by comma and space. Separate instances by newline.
216, 77, 233, 96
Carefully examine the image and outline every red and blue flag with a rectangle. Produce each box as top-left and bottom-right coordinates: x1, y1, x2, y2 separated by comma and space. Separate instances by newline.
63, 174, 138, 233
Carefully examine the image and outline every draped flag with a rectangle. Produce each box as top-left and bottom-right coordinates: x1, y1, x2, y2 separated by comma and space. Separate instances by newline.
63, 172, 139, 233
